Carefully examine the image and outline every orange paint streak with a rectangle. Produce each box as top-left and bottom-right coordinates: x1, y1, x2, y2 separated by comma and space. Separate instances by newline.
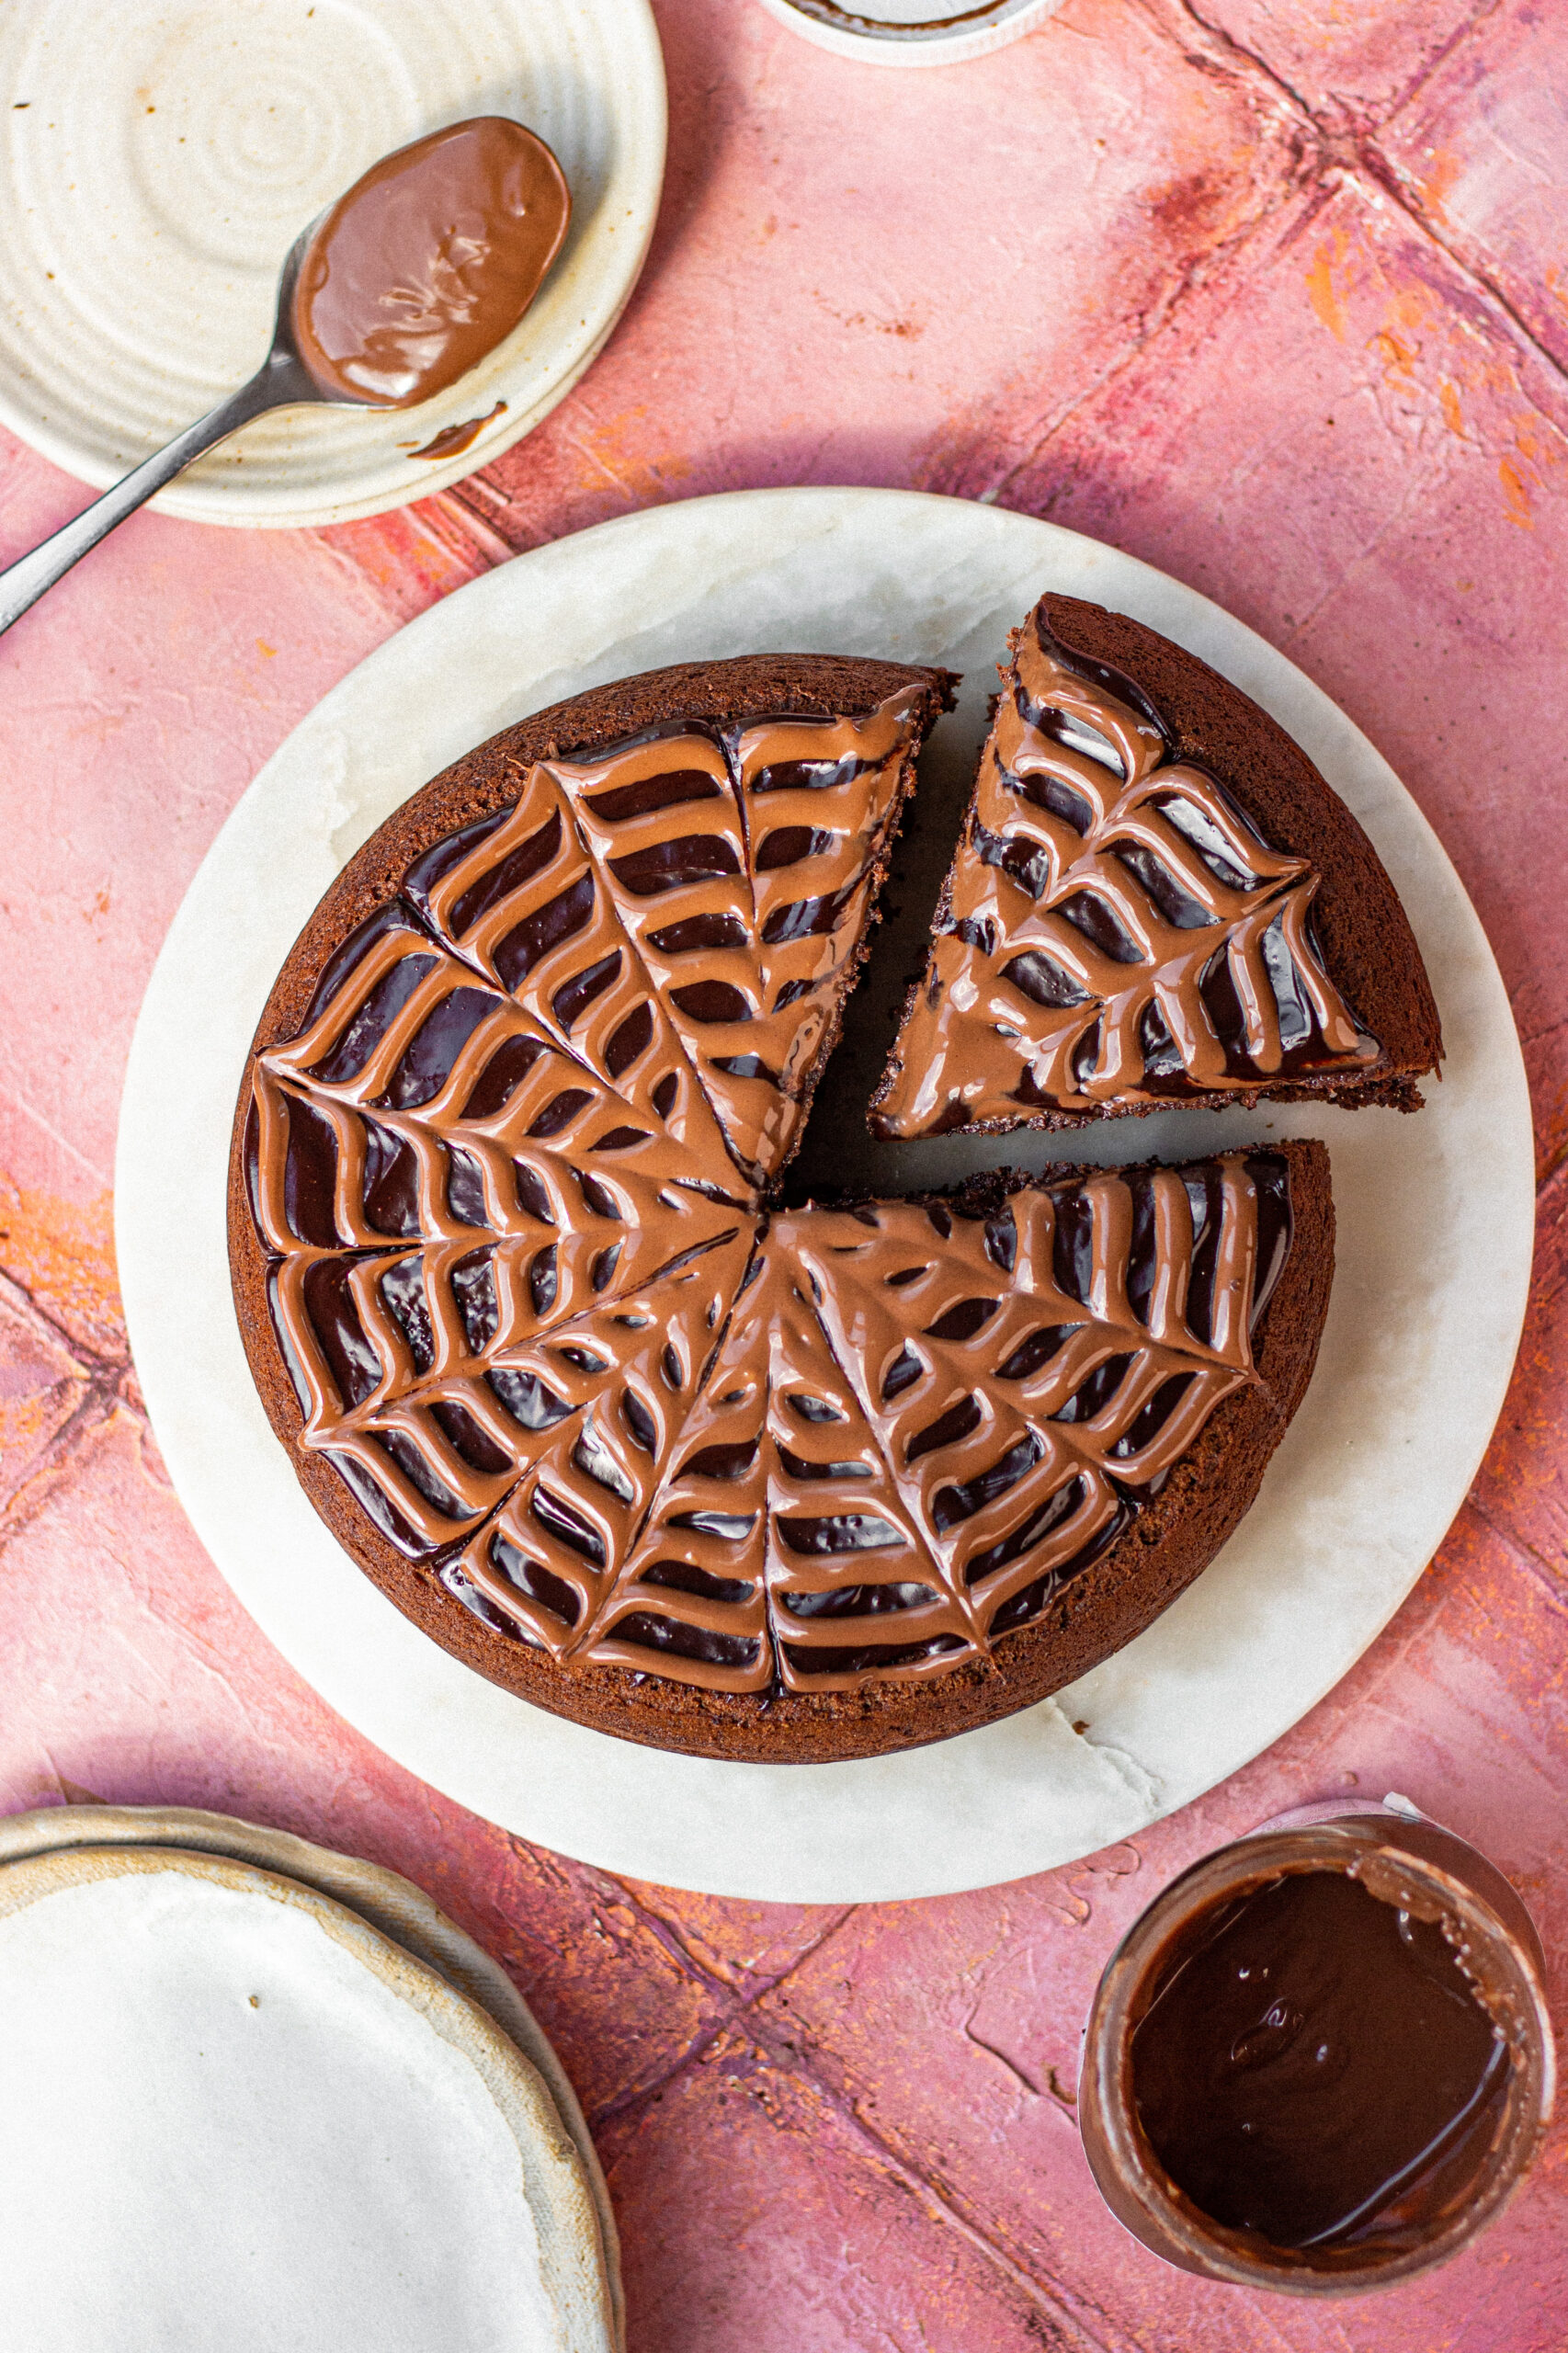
0, 1175, 124, 1359
1498, 455, 1535, 530
1416, 145, 1462, 221
1370, 328, 1417, 385
0, 1386, 70, 1467
1384, 283, 1432, 336
1438, 381, 1465, 437
570, 404, 695, 508
1306, 230, 1351, 342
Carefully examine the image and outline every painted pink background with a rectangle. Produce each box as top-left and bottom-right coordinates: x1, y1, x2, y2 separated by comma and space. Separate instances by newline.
3, 1, 1566, 2343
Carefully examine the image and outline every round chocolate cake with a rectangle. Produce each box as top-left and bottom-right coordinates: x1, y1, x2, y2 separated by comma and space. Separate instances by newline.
230, 646, 1338, 1762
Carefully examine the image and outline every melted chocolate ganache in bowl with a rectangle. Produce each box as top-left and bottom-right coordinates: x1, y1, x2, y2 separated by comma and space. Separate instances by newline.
1132, 1867, 1509, 2251
1079, 1814, 1555, 2291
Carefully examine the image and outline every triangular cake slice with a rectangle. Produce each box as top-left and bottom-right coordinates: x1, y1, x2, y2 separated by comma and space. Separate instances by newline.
397, 773, 740, 1184
579, 1229, 974, 1698
870, 594, 1440, 1138
447, 1221, 759, 1648
553, 662, 952, 1188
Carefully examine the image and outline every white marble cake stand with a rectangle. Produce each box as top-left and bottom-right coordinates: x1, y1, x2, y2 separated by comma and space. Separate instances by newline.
116, 489, 1533, 1903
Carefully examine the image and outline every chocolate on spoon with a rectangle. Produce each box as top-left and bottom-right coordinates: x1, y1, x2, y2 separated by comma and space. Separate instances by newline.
0, 117, 572, 638
290, 119, 571, 407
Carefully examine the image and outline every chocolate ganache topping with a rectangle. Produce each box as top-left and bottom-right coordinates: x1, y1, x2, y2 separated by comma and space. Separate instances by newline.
871, 608, 1381, 1136
1132, 1868, 1512, 2252
245, 692, 1297, 1697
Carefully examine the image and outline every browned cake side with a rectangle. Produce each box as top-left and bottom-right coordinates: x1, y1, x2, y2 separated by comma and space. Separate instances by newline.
870, 593, 1442, 1139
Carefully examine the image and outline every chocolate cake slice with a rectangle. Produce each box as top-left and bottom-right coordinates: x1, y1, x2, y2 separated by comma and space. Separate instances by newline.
558, 690, 939, 1188
869, 593, 1441, 1139
232, 652, 1336, 1764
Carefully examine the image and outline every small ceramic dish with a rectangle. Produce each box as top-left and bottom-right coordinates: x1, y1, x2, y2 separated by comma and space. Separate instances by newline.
0, 1808, 621, 2351
0, 0, 665, 526
756, 0, 1062, 69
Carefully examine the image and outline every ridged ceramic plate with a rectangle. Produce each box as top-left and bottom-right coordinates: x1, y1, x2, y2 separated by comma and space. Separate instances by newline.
116, 488, 1533, 1901
0, 1831, 619, 2351
0, 0, 665, 526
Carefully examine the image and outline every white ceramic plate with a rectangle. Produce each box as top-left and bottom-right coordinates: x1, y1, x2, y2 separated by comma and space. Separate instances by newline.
0, 1838, 617, 2352
0, 1802, 625, 2351
115, 488, 1533, 1902
0, 0, 665, 527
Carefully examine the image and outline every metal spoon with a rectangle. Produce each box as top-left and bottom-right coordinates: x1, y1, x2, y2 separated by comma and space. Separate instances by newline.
0, 221, 341, 641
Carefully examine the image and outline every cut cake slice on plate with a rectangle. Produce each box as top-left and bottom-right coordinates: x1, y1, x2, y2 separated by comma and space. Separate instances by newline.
869, 593, 1441, 1139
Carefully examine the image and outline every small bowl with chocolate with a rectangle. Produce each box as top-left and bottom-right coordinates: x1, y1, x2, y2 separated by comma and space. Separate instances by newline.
1078, 1800, 1555, 2292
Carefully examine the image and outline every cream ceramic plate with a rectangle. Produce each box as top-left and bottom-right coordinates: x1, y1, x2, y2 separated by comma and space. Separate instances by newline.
0, 0, 665, 526
0, 1836, 618, 2352
0, 1802, 624, 2351
116, 488, 1533, 1901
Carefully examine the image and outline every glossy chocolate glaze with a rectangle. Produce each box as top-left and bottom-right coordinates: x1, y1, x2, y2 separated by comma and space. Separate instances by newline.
782, 0, 1022, 31
873, 608, 1381, 1135
244, 693, 1296, 1696
292, 119, 570, 407
1132, 1868, 1509, 2251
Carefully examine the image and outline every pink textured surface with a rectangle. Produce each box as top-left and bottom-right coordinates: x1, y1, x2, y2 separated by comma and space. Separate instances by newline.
1, 1, 1565, 2342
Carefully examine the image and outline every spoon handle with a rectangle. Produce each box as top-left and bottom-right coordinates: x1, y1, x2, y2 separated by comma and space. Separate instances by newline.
0, 359, 302, 639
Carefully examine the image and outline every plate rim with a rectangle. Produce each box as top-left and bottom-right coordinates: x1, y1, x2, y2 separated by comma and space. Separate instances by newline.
114, 484, 1535, 1900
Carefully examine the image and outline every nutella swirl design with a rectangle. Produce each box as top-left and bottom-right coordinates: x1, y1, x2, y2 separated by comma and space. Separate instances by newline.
247, 693, 1296, 1695
872, 612, 1380, 1136
551, 700, 926, 1186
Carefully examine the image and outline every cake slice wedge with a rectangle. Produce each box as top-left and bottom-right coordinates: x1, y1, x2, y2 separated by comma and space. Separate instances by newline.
870, 594, 1440, 1139
554, 665, 952, 1188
